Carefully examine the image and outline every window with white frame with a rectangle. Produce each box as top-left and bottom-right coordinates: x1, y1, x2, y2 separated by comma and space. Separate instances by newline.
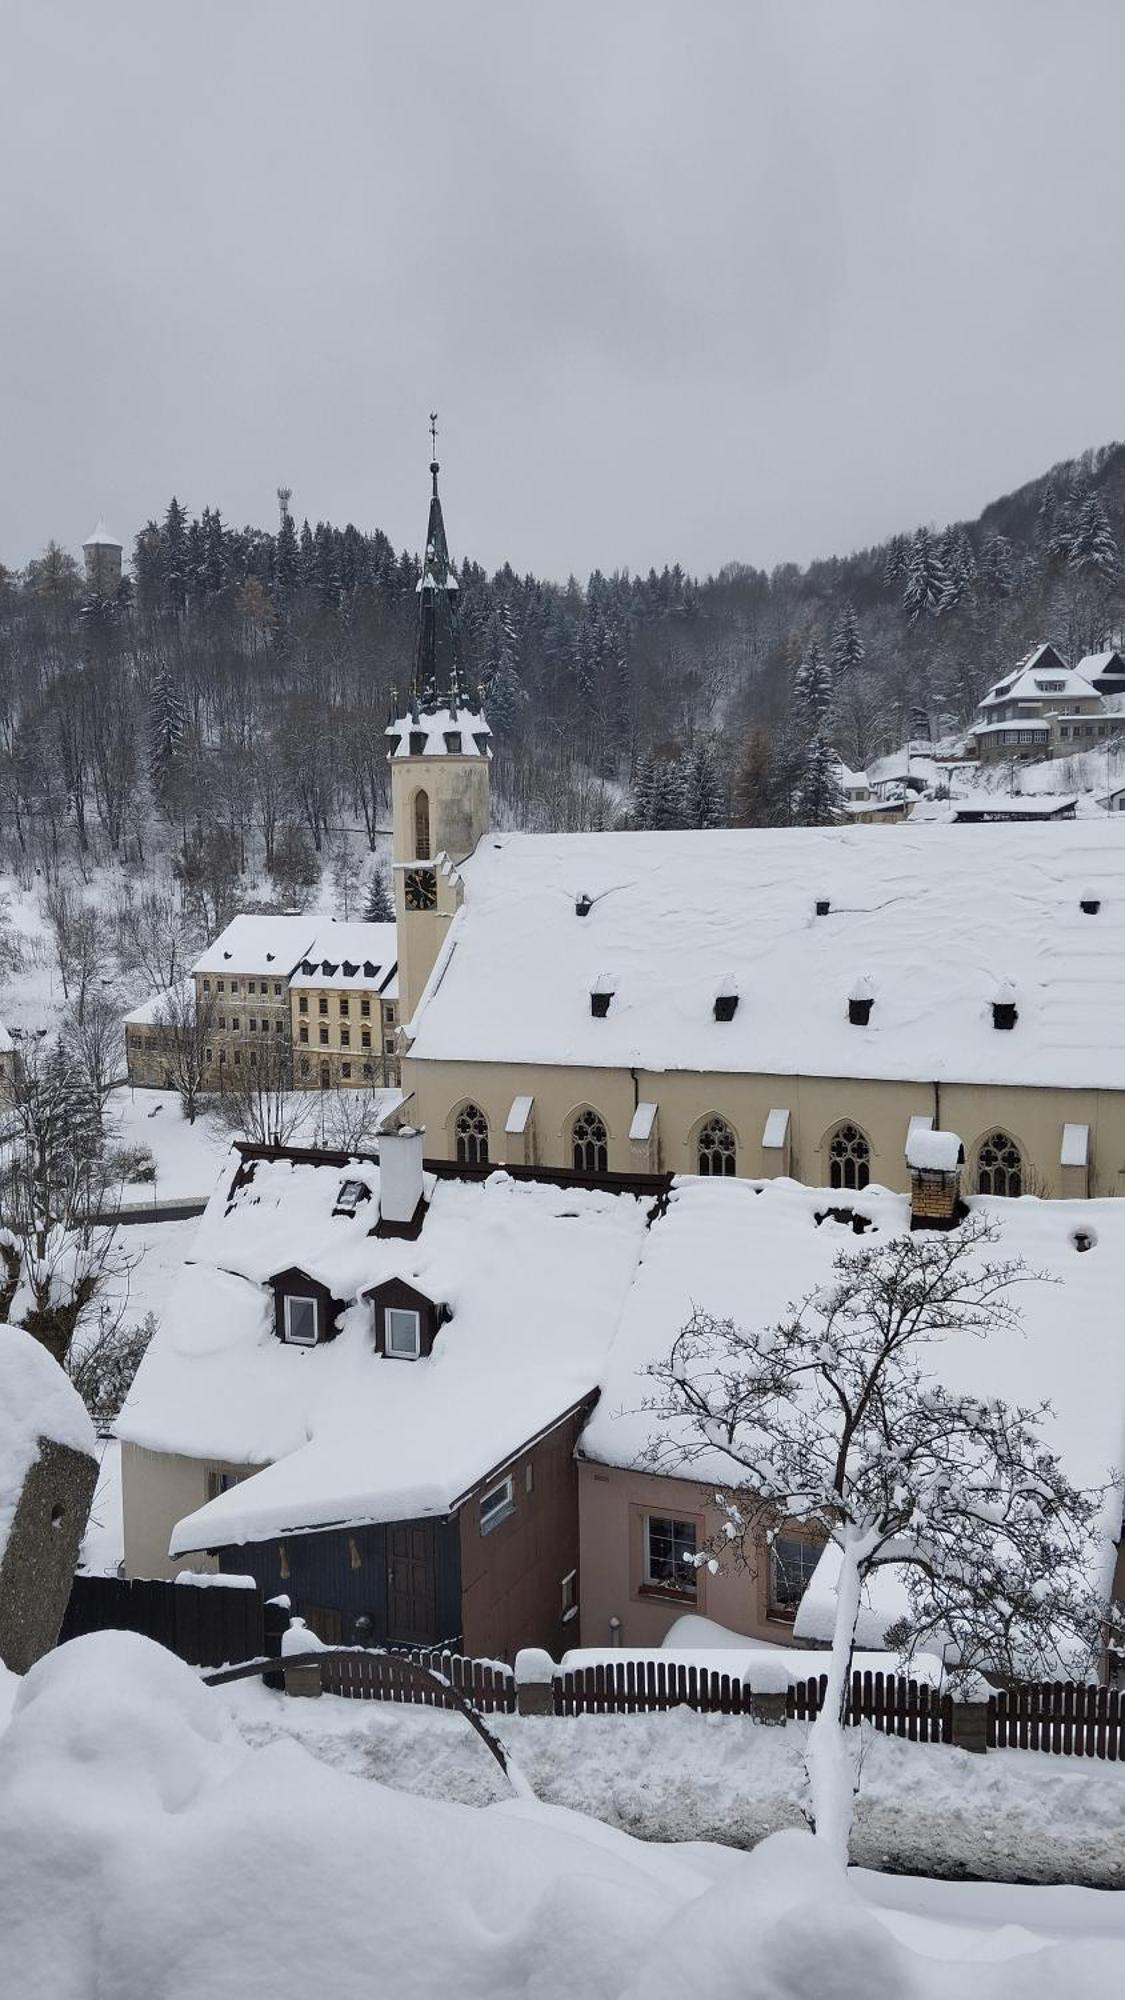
283, 1295, 319, 1347
768, 1535, 822, 1618
385, 1306, 421, 1359
644, 1514, 698, 1594
479, 1474, 515, 1534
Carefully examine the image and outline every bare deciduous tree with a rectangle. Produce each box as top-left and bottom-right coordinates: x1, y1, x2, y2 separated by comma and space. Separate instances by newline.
644, 1217, 1108, 1865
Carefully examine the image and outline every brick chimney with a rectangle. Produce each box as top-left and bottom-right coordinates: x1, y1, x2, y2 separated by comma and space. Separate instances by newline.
905, 1128, 964, 1230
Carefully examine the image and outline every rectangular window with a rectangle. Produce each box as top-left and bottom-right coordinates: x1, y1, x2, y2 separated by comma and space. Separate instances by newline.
340, 1027, 350, 1048
217, 1016, 226, 1029
274, 982, 282, 996
275, 1019, 284, 1034
205, 1046, 213, 1063
319, 997, 328, 1015
283, 1295, 319, 1347
233, 1049, 241, 1066
360, 998, 371, 1018
341, 1061, 352, 1079
248, 980, 256, 994
231, 980, 240, 994
299, 1024, 309, 1044
319, 1026, 329, 1046
361, 1029, 371, 1050
339, 996, 349, 1016
231, 1016, 240, 1030
768, 1535, 822, 1619
249, 1017, 257, 1032
561, 1569, 577, 1621
217, 979, 225, 993
385, 1306, 421, 1359
298, 996, 308, 1014
479, 1474, 515, 1534
644, 1515, 698, 1595
384, 1037, 396, 1056
203, 978, 211, 991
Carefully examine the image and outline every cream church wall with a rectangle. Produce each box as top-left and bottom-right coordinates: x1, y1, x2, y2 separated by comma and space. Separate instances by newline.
404, 1053, 1119, 1199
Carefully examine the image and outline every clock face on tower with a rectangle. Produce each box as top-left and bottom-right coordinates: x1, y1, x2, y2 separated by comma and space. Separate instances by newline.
404, 867, 438, 911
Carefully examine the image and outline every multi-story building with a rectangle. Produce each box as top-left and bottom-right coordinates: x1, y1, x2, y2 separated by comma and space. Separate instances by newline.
125, 913, 400, 1092
969, 643, 1118, 763
290, 923, 399, 1089
380, 471, 1125, 1206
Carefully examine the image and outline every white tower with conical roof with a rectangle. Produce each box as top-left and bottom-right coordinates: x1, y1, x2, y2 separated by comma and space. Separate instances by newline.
82, 519, 123, 596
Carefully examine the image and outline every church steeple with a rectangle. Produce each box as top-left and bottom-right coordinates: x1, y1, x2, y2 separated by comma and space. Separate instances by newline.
413, 414, 465, 711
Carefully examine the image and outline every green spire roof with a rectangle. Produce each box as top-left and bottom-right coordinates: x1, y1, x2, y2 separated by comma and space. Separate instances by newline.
413, 454, 465, 712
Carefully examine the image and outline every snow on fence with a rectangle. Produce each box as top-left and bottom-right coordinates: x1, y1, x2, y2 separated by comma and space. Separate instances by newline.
61, 1573, 264, 1671
553, 1663, 952, 1741
319, 1645, 516, 1715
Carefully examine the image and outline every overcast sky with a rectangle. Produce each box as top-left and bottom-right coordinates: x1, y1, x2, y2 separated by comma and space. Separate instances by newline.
2, 1, 1123, 581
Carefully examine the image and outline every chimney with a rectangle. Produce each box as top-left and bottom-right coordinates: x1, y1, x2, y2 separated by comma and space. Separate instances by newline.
905, 1128, 964, 1230
375, 1124, 426, 1238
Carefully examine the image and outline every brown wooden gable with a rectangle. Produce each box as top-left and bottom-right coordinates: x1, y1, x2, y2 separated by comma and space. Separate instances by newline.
268, 1265, 345, 1345
363, 1276, 448, 1358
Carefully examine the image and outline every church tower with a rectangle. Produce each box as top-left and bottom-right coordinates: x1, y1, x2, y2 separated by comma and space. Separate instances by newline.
82, 519, 123, 596
388, 424, 491, 1024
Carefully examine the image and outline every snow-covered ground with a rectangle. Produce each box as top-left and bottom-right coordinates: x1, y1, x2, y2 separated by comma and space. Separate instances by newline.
223, 1680, 1125, 1888
102, 1090, 234, 1203
1, 1633, 1123, 1998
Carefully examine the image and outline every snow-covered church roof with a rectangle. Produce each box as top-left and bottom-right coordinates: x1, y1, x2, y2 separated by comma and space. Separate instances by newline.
407, 821, 1125, 1090
580, 1175, 1125, 1606
117, 1153, 648, 1552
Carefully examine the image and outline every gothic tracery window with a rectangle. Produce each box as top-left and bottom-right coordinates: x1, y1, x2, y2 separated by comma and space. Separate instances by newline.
413, 789, 431, 861
455, 1103, 489, 1167
572, 1108, 608, 1174
698, 1115, 736, 1177
976, 1130, 1022, 1198
829, 1123, 870, 1191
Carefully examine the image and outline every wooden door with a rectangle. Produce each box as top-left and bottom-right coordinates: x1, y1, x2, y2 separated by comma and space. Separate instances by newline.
386, 1523, 437, 1643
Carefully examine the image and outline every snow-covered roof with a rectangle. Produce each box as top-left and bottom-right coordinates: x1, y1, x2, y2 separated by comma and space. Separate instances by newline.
0, 1326, 95, 1565
191, 915, 318, 979
951, 797, 1078, 818
969, 720, 1052, 738
385, 709, 490, 759
82, 518, 122, 549
1075, 651, 1125, 683
580, 1176, 1125, 1604
408, 821, 1125, 1089
979, 651, 1098, 711
123, 978, 192, 1027
117, 1154, 647, 1551
289, 923, 398, 993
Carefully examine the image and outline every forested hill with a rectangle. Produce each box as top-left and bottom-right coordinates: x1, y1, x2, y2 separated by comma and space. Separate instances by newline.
0, 441, 1122, 865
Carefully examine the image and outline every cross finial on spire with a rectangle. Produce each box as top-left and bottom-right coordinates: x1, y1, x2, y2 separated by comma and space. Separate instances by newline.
429, 412, 440, 494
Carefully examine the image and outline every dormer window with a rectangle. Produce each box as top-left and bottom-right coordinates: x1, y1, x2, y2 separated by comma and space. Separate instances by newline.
270, 1267, 341, 1346
409, 731, 427, 755
363, 960, 377, 977
385, 1307, 421, 1359
365, 1277, 444, 1359
815, 899, 831, 917
283, 1296, 319, 1347
849, 997, 873, 1025
992, 1000, 1018, 1030
342, 960, 358, 977
444, 731, 462, 754
575, 893, 593, 918
714, 982, 738, 1022
322, 961, 339, 977
300, 960, 315, 976
590, 975, 614, 1018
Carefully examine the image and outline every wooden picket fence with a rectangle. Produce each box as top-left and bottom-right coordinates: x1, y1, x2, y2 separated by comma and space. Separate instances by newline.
553, 1662, 951, 1741
319, 1645, 516, 1715
990, 1680, 1125, 1759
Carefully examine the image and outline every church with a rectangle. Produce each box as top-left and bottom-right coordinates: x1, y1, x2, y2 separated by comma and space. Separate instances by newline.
391, 454, 1125, 1204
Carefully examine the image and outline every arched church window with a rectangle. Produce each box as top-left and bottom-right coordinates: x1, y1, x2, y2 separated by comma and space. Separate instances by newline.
572, 1109, 608, 1175
698, 1116, 736, 1177
829, 1123, 870, 1191
455, 1103, 489, 1167
976, 1131, 1022, 1198
414, 789, 431, 861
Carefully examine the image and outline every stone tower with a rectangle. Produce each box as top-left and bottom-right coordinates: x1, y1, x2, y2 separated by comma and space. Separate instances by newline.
82, 519, 123, 596
387, 432, 491, 1025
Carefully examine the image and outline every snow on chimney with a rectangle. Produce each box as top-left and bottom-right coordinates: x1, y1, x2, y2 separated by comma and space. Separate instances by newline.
905, 1128, 964, 1231
376, 1124, 426, 1236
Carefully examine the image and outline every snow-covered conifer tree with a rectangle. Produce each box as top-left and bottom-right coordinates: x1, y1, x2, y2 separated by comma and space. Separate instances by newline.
829, 603, 864, 678
902, 528, 952, 623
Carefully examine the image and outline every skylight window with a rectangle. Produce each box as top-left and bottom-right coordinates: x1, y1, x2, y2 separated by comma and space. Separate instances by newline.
333, 1179, 369, 1218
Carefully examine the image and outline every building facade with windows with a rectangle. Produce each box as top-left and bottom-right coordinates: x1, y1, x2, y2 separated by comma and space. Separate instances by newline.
380, 468, 1125, 1208
125, 913, 400, 1092
289, 922, 399, 1090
